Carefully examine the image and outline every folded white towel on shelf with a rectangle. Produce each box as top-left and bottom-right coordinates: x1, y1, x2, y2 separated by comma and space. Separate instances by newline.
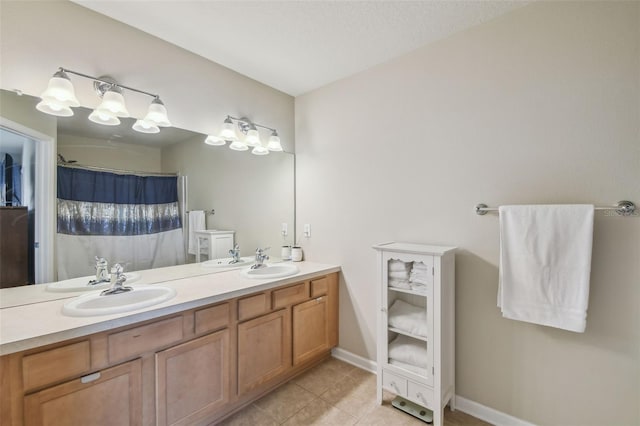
410, 283, 428, 294
187, 210, 206, 255
388, 334, 428, 369
498, 204, 594, 333
388, 299, 427, 337
389, 271, 410, 280
389, 259, 412, 272
411, 261, 429, 271
410, 277, 429, 285
389, 359, 429, 376
389, 279, 411, 290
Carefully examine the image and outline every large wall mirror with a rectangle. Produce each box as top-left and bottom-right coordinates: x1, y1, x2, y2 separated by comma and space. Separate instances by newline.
0, 89, 295, 306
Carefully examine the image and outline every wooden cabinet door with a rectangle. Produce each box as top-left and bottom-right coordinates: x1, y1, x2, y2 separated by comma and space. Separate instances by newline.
237, 309, 291, 395
23, 359, 142, 426
156, 329, 230, 426
293, 296, 329, 366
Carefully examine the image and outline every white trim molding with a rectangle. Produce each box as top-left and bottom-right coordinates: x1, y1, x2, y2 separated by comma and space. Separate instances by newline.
0, 117, 56, 283
455, 395, 537, 426
331, 347, 377, 373
331, 346, 536, 426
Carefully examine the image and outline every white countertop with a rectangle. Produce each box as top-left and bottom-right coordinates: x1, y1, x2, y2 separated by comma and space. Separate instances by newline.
0, 261, 340, 356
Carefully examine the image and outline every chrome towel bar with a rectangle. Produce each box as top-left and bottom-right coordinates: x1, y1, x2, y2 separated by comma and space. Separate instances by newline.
475, 200, 636, 216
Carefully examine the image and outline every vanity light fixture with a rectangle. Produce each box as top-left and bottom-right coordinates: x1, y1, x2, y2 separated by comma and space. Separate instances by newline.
37, 67, 171, 133
205, 115, 283, 155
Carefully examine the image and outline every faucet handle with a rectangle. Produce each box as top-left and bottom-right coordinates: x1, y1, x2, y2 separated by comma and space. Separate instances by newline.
95, 256, 108, 266
111, 263, 124, 276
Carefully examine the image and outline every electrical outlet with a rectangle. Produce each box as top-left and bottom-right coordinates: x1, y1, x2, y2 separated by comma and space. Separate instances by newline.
304, 224, 311, 238
281, 223, 288, 237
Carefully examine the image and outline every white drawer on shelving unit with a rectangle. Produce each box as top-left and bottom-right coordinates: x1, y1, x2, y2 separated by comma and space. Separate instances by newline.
408, 381, 434, 409
382, 369, 407, 397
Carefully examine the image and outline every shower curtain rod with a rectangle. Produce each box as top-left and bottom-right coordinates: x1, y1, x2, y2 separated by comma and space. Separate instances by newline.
57, 162, 178, 177
475, 200, 636, 216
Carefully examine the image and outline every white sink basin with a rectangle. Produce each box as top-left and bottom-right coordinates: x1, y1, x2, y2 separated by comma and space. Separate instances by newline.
46, 273, 141, 293
241, 264, 300, 279
62, 285, 176, 317
201, 257, 254, 269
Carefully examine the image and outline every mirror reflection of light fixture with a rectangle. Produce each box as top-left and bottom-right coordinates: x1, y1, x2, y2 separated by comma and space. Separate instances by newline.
132, 119, 160, 134
36, 67, 171, 134
206, 115, 284, 155
88, 109, 120, 126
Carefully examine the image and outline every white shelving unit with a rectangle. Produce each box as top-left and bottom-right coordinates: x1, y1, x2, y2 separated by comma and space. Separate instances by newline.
194, 230, 235, 263
373, 242, 456, 426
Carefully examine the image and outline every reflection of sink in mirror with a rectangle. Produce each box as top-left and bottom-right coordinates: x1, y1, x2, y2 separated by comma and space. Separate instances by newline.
201, 257, 254, 269
62, 285, 176, 317
241, 264, 300, 279
46, 273, 141, 293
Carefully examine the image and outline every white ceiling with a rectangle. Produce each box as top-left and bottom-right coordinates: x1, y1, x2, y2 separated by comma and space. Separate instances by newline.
73, 1, 527, 96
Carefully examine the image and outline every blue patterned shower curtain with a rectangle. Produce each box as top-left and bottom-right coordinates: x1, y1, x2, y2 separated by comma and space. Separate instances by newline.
56, 166, 185, 280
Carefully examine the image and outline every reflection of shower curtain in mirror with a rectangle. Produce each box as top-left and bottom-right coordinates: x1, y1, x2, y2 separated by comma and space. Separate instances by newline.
56, 166, 185, 280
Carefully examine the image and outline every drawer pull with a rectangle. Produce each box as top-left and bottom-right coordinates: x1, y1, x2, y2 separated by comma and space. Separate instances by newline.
316, 297, 324, 303
80, 372, 101, 384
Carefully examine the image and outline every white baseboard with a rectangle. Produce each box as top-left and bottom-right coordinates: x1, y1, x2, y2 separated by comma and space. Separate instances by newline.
331, 347, 377, 373
454, 395, 536, 426
331, 347, 536, 426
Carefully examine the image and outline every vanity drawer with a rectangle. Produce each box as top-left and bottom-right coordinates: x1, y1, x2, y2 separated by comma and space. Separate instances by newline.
22, 341, 91, 392
310, 276, 328, 298
108, 316, 183, 364
273, 282, 309, 309
195, 302, 230, 334
238, 293, 269, 322
408, 381, 433, 409
382, 369, 407, 397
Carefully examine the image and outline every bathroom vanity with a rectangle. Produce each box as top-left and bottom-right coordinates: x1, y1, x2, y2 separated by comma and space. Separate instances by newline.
0, 262, 340, 425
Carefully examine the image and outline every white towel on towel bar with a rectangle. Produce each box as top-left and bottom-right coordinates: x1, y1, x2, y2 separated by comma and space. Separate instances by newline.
498, 204, 594, 332
187, 210, 206, 255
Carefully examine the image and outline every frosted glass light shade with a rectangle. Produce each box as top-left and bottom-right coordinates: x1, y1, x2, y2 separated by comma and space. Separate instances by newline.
36, 99, 73, 117
229, 140, 248, 151
219, 120, 238, 141
88, 109, 120, 126
251, 144, 269, 156
133, 119, 160, 134
143, 98, 171, 127
244, 129, 261, 147
39, 71, 80, 107
204, 135, 226, 146
96, 90, 129, 118
267, 132, 283, 151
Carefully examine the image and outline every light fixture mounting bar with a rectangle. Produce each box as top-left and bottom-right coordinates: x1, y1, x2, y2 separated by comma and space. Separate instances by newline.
59, 67, 160, 99
227, 115, 276, 132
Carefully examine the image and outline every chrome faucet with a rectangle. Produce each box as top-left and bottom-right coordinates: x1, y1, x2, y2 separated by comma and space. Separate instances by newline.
89, 257, 109, 286
101, 264, 132, 296
228, 244, 241, 264
251, 247, 270, 269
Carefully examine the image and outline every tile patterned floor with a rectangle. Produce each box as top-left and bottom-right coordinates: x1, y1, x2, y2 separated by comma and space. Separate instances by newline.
217, 357, 491, 426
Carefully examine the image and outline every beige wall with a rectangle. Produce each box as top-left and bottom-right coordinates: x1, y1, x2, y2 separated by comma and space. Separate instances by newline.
57, 133, 162, 173
162, 136, 295, 258
295, 2, 639, 425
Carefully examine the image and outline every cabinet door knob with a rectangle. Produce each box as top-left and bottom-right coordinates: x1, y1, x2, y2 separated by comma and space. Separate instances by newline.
416, 392, 426, 404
